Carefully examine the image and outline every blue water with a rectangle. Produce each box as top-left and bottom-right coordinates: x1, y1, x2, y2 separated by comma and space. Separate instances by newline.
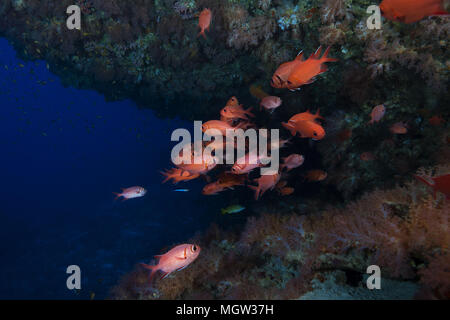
0, 38, 230, 299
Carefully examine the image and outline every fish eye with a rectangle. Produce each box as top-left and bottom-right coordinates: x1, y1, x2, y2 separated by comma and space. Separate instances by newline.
313, 132, 318, 136
192, 245, 197, 252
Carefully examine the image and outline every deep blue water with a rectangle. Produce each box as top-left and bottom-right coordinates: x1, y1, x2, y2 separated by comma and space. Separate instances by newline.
0, 38, 230, 299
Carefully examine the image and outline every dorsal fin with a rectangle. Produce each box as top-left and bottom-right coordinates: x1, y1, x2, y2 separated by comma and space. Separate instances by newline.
313, 46, 323, 59
295, 50, 304, 61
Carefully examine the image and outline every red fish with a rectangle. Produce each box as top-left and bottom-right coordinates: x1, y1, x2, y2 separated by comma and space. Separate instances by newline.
161, 168, 200, 184
281, 154, 305, 171
380, 0, 449, 24
429, 115, 445, 126
260, 96, 282, 113
198, 8, 212, 38
278, 187, 295, 196
113, 186, 146, 201
231, 151, 266, 175
202, 181, 228, 195
286, 46, 338, 91
141, 244, 201, 283
286, 109, 324, 124
369, 104, 386, 124
220, 105, 254, 121
390, 122, 408, 134
202, 173, 245, 195
248, 172, 280, 200
414, 173, 450, 199
271, 51, 305, 89
177, 157, 217, 175
305, 170, 327, 182
202, 120, 245, 136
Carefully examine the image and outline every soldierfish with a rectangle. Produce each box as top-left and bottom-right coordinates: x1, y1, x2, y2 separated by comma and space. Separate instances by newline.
198, 8, 212, 38
220, 105, 254, 121
305, 170, 327, 182
281, 154, 305, 171
271, 51, 305, 89
161, 168, 200, 184
141, 244, 201, 283
113, 186, 147, 201
248, 172, 280, 200
390, 122, 408, 134
260, 96, 282, 113
282, 120, 326, 140
369, 104, 386, 124
202, 120, 245, 136
287, 109, 324, 124
286, 46, 338, 91
202, 181, 228, 195
278, 187, 295, 196
231, 151, 267, 175
380, 0, 449, 23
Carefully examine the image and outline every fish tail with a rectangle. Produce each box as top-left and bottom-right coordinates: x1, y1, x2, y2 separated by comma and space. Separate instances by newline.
248, 185, 260, 200
112, 192, 122, 201
282, 122, 296, 136
197, 30, 206, 39
221, 208, 226, 215
245, 107, 255, 117
160, 171, 170, 183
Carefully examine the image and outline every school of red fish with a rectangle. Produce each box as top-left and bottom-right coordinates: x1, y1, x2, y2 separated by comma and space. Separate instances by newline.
126, 2, 449, 283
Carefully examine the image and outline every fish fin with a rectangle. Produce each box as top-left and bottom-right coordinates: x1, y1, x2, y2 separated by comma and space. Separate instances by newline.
321, 46, 338, 62
430, 11, 449, 16
160, 272, 170, 280
140, 263, 157, 284
295, 50, 304, 61
313, 46, 323, 59
154, 255, 163, 259
319, 64, 328, 74
315, 108, 325, 120
176, 265, 188, 271
282, 122, 297, 136
197, 30, 206, 39
112, 192, 121, 200
414, 175, 434, 187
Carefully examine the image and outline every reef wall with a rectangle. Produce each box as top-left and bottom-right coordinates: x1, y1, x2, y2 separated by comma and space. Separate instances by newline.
1, 0, 448, 199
